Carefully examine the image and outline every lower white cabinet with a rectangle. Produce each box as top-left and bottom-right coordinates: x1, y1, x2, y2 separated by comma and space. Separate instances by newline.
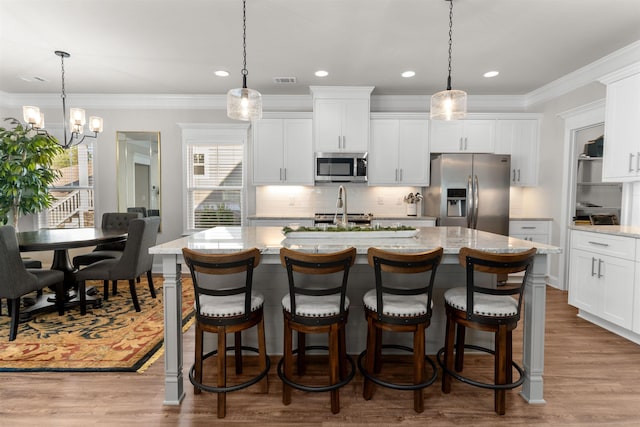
509, 220, 550, 244
568, 230, 636, 330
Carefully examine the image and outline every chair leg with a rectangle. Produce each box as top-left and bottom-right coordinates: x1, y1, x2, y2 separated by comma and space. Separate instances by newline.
217, 327, 227, 419
8, 298, 20, 341
234, 331, 243, 375
129, 279, 141, 312
79, 280, 87, 315
112, 280, 118, 296
373, 323, 383, 374
193, 323, 203, 395
506, 330, 513, 384
495, 325, 508, 415
338, 323, 348, 380
442, 310, 456, 394
329, 323, 340, 414
257, 316, 269, 394
297, 331, 306, 375
454, 323, 466, 372
363, 315, 377, 400
103, 280, 109, 301
413, 324, 425, 413
146, 270, 156, 298
282, 318, 293, 406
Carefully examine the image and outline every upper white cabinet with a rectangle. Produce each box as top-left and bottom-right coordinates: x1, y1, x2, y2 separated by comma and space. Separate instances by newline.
253, 118, 313, 185
601, 71, 640, 181
311, 86, 374, 152
429, 119, 495, 153
368, 118, 429, 186
495, 119, 540, 186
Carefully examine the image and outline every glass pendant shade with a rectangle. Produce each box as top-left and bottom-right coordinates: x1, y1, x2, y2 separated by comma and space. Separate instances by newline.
430, 89, 467, 121
227, 87, 262, 121
89, 116, 104, 133
23, 106, 40, 125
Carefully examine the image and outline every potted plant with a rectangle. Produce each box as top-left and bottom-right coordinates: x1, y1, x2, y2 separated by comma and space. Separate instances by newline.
403, 192, 423, 216
0, 118, 63, 229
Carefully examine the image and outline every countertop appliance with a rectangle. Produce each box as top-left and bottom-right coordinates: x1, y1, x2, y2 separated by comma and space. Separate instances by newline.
314, 213, 372, 226
315, 152, 367, 183
424, 153, 510, 235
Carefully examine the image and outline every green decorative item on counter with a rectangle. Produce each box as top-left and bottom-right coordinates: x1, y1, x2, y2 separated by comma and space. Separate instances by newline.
0, 118, 63, 228
283, 225, 416, 234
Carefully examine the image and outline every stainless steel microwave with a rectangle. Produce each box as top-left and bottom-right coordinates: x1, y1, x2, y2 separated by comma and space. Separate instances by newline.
315, 152, 367, 183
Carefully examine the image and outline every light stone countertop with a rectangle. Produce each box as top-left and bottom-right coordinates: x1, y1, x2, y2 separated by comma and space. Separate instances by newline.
570, 224, 640, 239
150, 226, 561, 256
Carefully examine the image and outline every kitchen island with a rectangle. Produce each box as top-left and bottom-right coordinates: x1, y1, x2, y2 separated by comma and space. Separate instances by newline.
150, 226, 560, 407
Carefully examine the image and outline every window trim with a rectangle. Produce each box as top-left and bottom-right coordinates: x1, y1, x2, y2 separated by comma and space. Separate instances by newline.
179, 123, 250, 234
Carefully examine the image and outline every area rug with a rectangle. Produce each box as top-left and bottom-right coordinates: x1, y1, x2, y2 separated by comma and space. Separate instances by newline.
0, 277, 194, 372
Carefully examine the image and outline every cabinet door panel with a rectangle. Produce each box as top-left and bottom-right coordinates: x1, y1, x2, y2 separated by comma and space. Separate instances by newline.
429, 121, 464, 153
368, 120, 399, 184
599, 255, 634, 329
464, 120, 495, 152
314, 100, 343, 152
283, 119, 313, 185
398, 120, 429, 185
253, 119, 284, 184
568, 249, 599, 312
343, 99, 369, 151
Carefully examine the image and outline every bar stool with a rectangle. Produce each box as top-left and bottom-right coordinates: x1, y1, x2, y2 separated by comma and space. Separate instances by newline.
278, 247, 357, 414
358, 247, 443, 413
182, 247, 270, 419
436, 247, 536, 415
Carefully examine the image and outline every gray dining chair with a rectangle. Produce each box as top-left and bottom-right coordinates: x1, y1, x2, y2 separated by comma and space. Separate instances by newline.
0, 225, 65, 341
72, 212, 140, 270
75, 217, 160, 314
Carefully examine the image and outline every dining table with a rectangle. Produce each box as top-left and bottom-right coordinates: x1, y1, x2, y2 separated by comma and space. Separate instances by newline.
17, 227, 127, 319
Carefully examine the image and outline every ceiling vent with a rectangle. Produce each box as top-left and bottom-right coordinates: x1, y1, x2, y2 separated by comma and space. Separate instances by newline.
273, 76, 297, 84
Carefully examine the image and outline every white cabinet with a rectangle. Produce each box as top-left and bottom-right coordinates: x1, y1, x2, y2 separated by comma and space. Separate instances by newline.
311, 86, 373, 152
602, 72, 640, 182
509, 220, 550, 244
253, 118, 313, 185
568, 230, 636, 329
368, 119, 429, 186
429, 120, 495, 153
496, 119, 539, 186
635, 239, 640, 334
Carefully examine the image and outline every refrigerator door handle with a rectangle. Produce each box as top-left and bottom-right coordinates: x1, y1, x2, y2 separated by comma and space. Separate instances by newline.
467, 175, 473, 228
473, 175, 479, 229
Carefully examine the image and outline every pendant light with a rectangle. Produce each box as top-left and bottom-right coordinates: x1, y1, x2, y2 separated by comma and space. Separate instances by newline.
227, 0, 262, 121
430, 0, 467, 121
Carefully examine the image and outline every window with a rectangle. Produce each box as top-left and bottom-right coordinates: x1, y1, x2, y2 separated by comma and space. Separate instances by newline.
40, 143, 95, 228
186, 143, 243, 230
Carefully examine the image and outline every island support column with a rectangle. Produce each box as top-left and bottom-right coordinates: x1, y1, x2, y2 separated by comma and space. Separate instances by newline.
520, 253, 547, 403
162, 255, 185, 405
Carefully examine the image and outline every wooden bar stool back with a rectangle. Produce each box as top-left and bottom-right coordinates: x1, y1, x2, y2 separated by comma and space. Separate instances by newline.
359, 247, 443, 413
182, 247, 270, 419
278, 247, 357, 414
437, 247, 536, 415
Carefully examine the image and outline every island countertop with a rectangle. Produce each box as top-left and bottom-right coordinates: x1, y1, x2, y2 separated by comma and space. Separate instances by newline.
150, 225, 561, 257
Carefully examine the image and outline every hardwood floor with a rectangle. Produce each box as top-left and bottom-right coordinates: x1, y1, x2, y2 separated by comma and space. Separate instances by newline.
1, 286, 640, 426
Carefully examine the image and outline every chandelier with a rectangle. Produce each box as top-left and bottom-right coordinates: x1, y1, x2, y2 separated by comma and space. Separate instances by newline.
430, 0, 467, 121
227, 0, 262, 121
22, 50, 103, 149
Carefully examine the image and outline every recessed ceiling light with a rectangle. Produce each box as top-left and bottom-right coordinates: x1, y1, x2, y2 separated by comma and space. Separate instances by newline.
401, 71, 415, 78
483, 70, 499, 78
214, 70, 229, 77
315, 70, 329, 77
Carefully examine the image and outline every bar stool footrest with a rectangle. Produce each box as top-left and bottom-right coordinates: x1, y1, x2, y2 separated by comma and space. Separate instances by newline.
358, 344, 438, 391
436, 344, 524, 390
189, 345, 270, 393
277, 345, 355, 393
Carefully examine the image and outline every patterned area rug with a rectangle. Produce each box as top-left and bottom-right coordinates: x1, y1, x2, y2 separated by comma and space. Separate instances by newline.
0, 278, 194, 372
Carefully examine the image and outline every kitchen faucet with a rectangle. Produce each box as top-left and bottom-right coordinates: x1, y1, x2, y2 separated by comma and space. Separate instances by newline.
334, 185, 348, 227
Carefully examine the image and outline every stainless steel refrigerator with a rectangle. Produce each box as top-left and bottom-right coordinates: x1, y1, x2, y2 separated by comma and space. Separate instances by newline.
424, 153, 511, 235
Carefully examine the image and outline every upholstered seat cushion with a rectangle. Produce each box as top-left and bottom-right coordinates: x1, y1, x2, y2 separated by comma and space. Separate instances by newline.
73, 250, 123, 267
198, 292, 264, 317
282, 293, 350, 317
444, 287, 518, 317
363, 288, 432, 317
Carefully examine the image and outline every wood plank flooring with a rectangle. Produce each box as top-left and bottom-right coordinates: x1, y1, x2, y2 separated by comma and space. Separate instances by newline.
1, 285, 640, 426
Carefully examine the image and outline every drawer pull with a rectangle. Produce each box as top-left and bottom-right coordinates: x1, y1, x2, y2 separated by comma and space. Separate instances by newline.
598, 259, 604, 278
587, 241, 609, 247
521, 226, 537, 230
591, 257, 597, 277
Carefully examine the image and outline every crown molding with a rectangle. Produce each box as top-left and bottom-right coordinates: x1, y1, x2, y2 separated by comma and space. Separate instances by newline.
526, 39, 640, 107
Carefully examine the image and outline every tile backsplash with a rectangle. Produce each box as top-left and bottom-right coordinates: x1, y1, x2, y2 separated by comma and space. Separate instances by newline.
255, 185, 424, 217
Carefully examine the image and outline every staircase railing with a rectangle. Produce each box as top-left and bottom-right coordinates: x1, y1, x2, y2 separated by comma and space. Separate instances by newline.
45, 188, 94, 228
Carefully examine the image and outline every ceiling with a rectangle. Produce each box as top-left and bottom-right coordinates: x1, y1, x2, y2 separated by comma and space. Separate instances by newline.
2, 0, 640, 98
